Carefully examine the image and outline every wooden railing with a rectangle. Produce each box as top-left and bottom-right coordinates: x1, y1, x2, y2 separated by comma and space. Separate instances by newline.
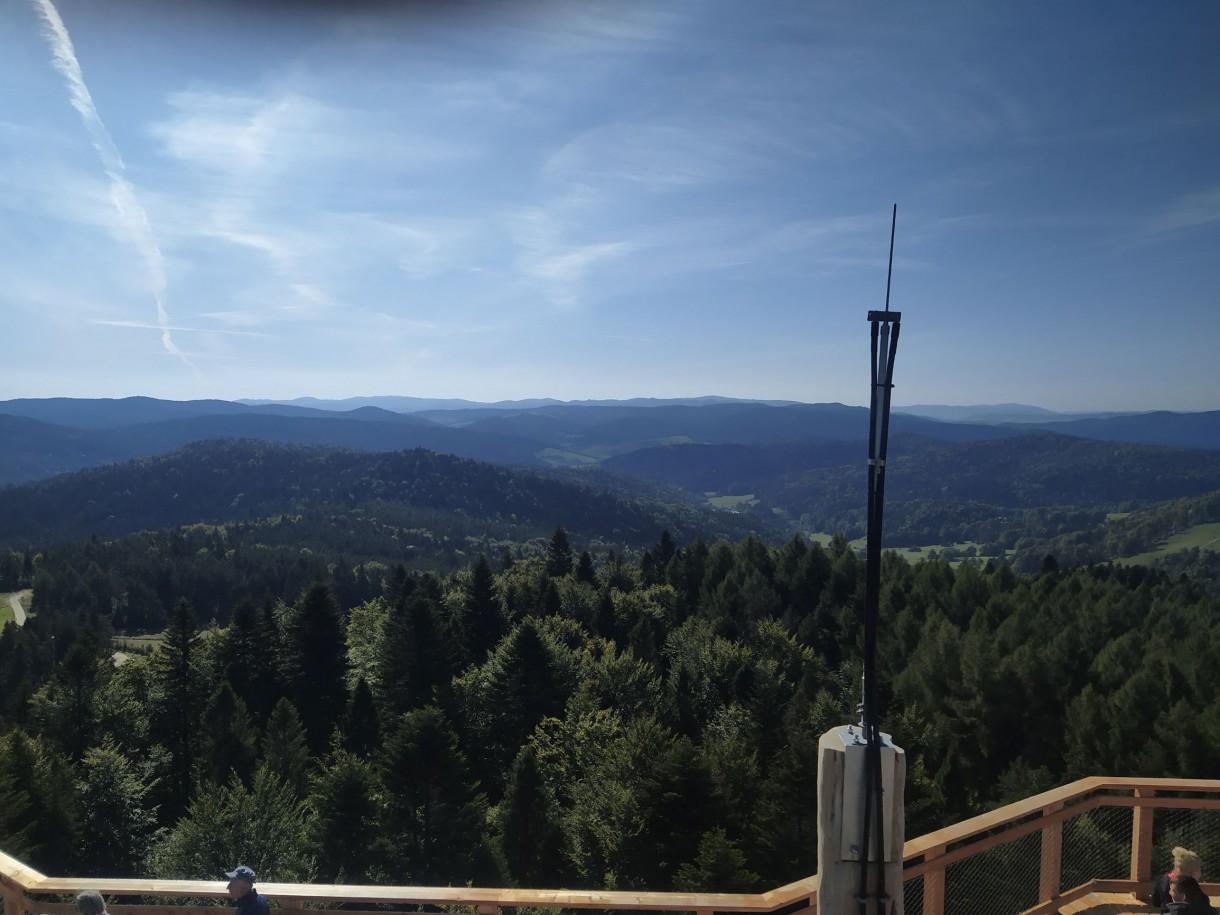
3, 777, 1218, 915
901, 777, 1220, 914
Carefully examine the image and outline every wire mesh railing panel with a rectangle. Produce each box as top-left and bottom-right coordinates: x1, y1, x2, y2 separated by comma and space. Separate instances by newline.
1060, 806, 1133, 892
1151, 805, 1220, 884
941, 831, 1041, 915
901, 873, 923, 915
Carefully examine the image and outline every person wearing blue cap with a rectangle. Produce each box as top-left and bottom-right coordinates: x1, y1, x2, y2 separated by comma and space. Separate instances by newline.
225, 866, 270, 915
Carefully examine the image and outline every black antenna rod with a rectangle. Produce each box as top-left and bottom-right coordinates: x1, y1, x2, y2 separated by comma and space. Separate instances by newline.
857, 205, 901, 915
884, 203, 897, 313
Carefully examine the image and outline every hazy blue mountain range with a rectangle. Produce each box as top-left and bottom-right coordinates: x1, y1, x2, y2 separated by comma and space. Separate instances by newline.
894, 403, 1129, 424
1, 396, 1217, 488
237, 394, 803, 412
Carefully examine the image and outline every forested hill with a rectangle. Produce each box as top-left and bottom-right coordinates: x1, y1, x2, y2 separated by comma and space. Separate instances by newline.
607, 432, 1220, 511
0, 439, 767, 553
604, 432, 1220, 562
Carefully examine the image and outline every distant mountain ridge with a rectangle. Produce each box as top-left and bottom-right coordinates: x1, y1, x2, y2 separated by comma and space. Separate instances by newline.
894, 403, 1131, 424
0, 396, 1217, 488
2, 398, 1219, 581
238, 394, 803, 412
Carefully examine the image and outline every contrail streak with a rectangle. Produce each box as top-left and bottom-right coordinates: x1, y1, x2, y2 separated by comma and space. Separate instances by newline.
30, 0, 195, 370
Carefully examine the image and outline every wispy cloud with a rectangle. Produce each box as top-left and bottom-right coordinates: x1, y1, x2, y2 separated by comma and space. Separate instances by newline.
1146, 184, 1220, 235
146, 86, 491, 331
510, 197, 640, 310
29, 0, 192, 371
544, 119, 771, 193
91, 319, 270, 337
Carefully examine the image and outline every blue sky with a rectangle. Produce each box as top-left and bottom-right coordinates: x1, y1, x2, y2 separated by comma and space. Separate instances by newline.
1, 1, 1217, 412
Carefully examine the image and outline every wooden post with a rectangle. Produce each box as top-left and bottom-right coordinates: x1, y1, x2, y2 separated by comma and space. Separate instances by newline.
1130, 788, 1156, 884
1038, 802, 1063, 903
922, 845, 945, 915
816, 726, 905, 915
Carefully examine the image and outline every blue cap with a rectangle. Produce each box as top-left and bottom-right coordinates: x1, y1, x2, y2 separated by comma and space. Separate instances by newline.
225, 866, 256, 882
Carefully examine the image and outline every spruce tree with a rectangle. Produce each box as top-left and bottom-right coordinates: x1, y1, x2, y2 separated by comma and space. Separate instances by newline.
344, 677, 380, 758
261, 697, 310, 800
279, 581, 348, 754
221, 597, 278, 724
153, 598, 203, 817
308, 750, 381, 882
498, 744, 565, 886
575, 550, 597, 585
377, 705, 488, 884
545, 526, 574, 578
198, 682, 258, 788
464, 554, 505, 662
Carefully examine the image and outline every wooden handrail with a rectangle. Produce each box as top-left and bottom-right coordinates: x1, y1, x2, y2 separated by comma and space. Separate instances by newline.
3, 777, 1219, 915
905, 778, 1220, 915
902, 776, 1220, 859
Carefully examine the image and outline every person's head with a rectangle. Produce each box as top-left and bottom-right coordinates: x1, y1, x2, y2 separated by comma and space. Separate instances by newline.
1172, 846, 1203, 880
75, 891, 107, 915
225, 866, 256, 900
1171, 873, 1207, 905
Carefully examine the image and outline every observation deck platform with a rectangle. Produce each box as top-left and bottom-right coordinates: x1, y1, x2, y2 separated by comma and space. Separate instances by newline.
3, 776, 1218, 915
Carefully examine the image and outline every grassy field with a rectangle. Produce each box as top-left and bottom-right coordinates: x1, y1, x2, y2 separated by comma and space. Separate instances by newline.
0, 589, 31, 631
1117, 521, 1220, 566
707, 493, 758, 509
807, 532, 1008, 566
537, 448, 600, 467
809, 532, 864, 550
113, 633, 165, 654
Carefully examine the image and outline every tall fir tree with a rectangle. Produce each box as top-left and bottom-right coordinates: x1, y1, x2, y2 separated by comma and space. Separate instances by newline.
463, 554, 506, 662
376, 579, 455, 721
377, 705, 489, 885
261, 697, 311, 800
152, 598, 203, 818
29, 630, 105, 762
198, 682, 259, 788
220, 597, 279, 725
307, 750, 382, 882
497, 744, 565, 887
545, 526, 574, 578
279, 581, 348, 754
344, 677, 380, 758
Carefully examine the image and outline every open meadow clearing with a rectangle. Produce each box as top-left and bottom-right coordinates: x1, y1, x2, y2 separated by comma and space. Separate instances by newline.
0, 589, 31, 630
706, 493, 759, 509
807, 532, 1009, 566
1117, 521, 1220, 565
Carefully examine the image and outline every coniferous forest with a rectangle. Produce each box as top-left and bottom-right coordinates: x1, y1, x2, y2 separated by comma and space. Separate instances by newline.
3, 493, 1219, 892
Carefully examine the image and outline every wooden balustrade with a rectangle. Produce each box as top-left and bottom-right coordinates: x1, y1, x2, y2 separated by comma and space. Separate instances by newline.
3, 777, 1218, 915
902, 777, 1220, 915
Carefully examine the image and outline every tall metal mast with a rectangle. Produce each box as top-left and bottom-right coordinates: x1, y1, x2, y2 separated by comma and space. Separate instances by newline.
857, 204, 901, 915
